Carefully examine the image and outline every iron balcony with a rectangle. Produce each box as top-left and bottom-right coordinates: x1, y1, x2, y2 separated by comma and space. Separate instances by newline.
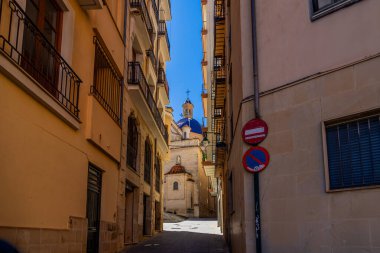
127, 62, 169, 145
158, 68, 169, 100
0, 0, 82, 118
158, 21, 171, 54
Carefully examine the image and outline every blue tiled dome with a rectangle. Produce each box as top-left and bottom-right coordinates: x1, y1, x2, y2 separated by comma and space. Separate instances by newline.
177, 118, 203, 134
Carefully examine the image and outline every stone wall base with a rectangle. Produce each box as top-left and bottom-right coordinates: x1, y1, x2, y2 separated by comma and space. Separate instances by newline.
99, 221, 118, 253
0, 217, 87, 253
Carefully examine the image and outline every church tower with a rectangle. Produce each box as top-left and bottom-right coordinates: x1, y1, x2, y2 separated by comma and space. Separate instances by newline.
182, 97, 194, 118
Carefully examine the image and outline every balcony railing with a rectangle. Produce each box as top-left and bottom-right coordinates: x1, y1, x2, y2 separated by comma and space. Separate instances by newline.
92, 37, 123, 124
214, 0, 225, 20
158, 20, 170, 53
130, 0, 153, 35
152, 0, 159, 23
158, 68, 169, 99
0, 0, 81, 118
146, 49, 157, 69
214, 56, 226, 82
127, 62, 169, 143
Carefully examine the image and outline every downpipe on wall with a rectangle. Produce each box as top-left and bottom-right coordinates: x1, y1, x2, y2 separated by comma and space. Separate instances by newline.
250, 0, 262, 252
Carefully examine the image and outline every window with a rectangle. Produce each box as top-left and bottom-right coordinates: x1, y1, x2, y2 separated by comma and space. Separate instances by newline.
22, 0, 63, 93
127, 115, 138, 170
325, 115, 380, 190
173, 182, 179, 190
92, 36, 123, 124
155, 156, 161, 192
310, 0, 362, 20
0, 0, 81, 118
144, 139, 152, 184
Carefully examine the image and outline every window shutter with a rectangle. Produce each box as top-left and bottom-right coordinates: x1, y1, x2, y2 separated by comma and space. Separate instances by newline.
326, 115, 380, 190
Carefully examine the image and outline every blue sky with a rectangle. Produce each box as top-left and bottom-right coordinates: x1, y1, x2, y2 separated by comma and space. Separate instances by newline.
166, 0, 203, 123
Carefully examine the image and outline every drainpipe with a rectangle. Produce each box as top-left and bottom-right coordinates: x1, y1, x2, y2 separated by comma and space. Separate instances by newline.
251, 0, 262, 253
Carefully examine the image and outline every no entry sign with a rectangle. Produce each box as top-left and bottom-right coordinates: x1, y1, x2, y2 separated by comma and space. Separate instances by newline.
242, 147, 270, 173
242, 119, 268, 145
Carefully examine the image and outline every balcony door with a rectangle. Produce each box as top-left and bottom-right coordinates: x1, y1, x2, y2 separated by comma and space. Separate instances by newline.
22, 0, 63, 94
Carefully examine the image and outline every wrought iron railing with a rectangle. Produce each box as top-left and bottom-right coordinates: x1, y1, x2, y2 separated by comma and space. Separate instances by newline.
0, 0, 81, 118
146, 49, 157, 69
92, 37, 123, 124
130, 0, 153, 35
158, 20, 170, 53
158, 68, 169, 99
214, 0, 225, 20
152, 0, 159, 23
127, 62, 169, 143
214, 56, 226, 82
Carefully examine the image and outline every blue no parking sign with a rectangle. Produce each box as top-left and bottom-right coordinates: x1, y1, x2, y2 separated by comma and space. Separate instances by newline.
242, 146, 270, 173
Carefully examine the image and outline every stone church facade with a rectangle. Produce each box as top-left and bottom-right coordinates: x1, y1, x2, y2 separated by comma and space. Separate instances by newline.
164, 99, 217, 218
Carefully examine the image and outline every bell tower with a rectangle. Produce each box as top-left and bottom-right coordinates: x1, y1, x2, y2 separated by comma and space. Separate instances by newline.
182, 90, 194, 118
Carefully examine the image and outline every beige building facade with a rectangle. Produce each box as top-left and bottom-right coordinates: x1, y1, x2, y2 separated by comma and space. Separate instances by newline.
202, 0, 380, 252
116, 0, 171, 249
0, 0, 171, 252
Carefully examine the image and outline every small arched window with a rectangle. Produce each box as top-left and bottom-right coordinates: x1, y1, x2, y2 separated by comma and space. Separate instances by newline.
173, 181, 179, 190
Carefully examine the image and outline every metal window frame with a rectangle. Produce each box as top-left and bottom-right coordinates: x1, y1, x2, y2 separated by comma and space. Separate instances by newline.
92, 36, 123, 125
309, 0, 363, 21
127, 115, 139, 171
144, 139, 152, 184
322, 111, 380, 192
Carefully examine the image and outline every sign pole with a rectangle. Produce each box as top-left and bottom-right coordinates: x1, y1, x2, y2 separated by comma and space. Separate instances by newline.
254, 173, 262, 253
242, 120, 268, 253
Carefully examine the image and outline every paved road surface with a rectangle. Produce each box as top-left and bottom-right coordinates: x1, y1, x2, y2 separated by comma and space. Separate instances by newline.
123, 219, 229, 253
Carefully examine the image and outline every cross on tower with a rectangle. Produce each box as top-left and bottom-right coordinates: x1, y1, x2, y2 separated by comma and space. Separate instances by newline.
186, 89, 190, 99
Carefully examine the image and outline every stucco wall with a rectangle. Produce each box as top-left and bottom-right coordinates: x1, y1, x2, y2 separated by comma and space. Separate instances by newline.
256, 0, 380, 91
227, 54, 380, 253
226, 0, 380, 251
0, 0, 124, 231
0, 74, 119, 229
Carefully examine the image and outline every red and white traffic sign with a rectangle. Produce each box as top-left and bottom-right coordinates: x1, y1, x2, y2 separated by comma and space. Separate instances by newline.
241, 118, 268, 145
242, 146, 270, 173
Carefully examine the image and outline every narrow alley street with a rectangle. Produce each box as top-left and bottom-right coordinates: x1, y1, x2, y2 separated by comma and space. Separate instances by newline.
124, 219, 229, 253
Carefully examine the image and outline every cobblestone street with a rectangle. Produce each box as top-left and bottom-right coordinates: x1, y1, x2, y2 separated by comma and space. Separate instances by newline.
124, 219, 229, 253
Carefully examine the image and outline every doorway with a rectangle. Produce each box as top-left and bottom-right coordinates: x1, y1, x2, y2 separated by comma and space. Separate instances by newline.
155, 201, 161, 231
125, 182, 136, 244
86, 164, 102, 253
143, 194, 152, 235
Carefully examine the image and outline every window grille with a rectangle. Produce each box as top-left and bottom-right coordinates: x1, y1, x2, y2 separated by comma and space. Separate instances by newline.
127, 116, 138, 170
92, 37, 123, 124
144, 139, 152, 184
173, 181, 179, 190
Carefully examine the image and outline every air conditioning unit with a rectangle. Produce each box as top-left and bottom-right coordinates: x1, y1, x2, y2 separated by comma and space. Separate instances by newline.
78, 0, 103, 10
